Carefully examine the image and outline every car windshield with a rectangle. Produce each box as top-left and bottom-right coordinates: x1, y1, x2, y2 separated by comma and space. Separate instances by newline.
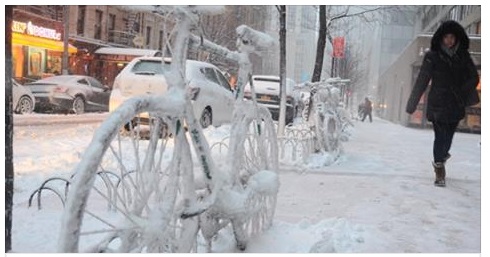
131, 60, 171, 75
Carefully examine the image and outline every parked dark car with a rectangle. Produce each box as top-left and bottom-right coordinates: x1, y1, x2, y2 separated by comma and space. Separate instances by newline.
26, 75, 111, 114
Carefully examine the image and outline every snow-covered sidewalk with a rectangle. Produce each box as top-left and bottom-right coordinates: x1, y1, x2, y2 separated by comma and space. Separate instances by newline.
275, 118, 481, 253
11, 116, 481, 253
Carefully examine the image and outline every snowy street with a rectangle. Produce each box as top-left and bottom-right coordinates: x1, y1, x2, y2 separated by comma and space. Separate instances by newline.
11, 114, 481, 253
5, 4, 483, 254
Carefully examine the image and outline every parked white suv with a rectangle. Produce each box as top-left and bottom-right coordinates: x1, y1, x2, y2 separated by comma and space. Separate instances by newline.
110, 57, 235, 128
244, 75, 298, 124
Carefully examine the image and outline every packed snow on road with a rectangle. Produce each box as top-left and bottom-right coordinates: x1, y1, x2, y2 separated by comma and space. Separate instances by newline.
11, 115, 481, 253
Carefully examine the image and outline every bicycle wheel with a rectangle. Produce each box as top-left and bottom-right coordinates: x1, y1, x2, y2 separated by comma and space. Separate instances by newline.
324, 112, 341, 154
225, 102, 279, 249
58, 95, 199, 253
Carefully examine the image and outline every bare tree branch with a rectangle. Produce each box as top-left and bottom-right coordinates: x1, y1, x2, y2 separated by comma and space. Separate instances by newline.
330, 6, 384, 22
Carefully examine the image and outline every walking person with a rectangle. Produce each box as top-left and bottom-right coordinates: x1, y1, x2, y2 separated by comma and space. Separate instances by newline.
406, 20, 479, 187
361, 97, 372, 122
357, 102, 365, 120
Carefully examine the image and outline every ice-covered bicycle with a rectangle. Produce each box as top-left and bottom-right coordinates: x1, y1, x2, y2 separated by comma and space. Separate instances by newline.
302, 79, 353, 156
58, 6, 278, 253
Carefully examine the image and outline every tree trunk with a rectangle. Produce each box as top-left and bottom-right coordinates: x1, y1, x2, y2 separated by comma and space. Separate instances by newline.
5, 5, 14, 252
311, 5, 326, 82
278, 5, 287, 136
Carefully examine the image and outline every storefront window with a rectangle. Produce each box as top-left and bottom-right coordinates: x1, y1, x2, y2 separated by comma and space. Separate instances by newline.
12, 45, 25, 79
27, 47, 45, 77
46, 50, 62, 75
13, 8, 77, 82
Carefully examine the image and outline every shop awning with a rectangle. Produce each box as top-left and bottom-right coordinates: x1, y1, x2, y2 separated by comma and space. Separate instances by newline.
12, 32, 77, 54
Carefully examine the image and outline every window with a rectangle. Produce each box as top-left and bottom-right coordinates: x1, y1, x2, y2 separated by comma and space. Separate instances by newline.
146, 26, 152, 46
109, 14, 116, 31
449, 6, 461, 21
201, 68, 220, 85
131, 60, 170, 75
422, 6, 436, 30
108, 14, 116, 42
78, 79, 89, 85
95, 10, 103, 39
87, 77, 104, 88
214, 69, 232, 91
77, 6, 86, 35
159, 30, 164, 51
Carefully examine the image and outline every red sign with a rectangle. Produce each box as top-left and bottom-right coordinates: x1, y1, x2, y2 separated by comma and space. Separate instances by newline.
333, 37, 345, 59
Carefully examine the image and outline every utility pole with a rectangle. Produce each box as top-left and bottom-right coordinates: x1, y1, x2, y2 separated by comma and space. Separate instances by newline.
277, 5, 287, 137
62, 5, 70, 75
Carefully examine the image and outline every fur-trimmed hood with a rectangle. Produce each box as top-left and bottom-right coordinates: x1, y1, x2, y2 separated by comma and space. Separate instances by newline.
430, 20, 470, 52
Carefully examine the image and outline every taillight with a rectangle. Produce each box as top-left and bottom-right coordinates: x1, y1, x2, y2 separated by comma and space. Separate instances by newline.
54, 86, 68, 93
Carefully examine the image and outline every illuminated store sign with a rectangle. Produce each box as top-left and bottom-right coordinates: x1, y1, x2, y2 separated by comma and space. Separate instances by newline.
12, 20, 61, 41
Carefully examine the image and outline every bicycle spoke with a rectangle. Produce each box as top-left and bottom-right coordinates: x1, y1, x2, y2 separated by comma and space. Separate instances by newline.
91, 186, 138, 226
83, 209, 117, 229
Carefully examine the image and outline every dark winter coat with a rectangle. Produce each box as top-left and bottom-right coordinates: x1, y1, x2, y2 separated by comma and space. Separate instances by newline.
364, 99, 372, 113
406, 20, 479, 123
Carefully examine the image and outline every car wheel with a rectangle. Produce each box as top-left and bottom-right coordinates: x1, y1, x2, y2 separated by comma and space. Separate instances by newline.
73, 96, 85, 115
17, 96, 34, 114
200, 108, 212, 128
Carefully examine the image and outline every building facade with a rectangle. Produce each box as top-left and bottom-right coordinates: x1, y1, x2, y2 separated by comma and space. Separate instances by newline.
11, 5, 169, 87
11, 7, 77, 83
66, 6, 168, 86
377, 5, 481, 133
262, 6, 318, 83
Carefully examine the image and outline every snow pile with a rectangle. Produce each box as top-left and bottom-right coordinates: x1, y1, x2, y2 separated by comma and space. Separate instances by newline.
247, 170, 279, 195
193, 217, 365, 253
308, 218, 365, 253
305, 152, 338, 168
246, 218, 364, 253
203, 124, 232, 142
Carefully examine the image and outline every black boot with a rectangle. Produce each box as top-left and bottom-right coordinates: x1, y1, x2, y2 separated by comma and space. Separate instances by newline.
432, 162, 446, 187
